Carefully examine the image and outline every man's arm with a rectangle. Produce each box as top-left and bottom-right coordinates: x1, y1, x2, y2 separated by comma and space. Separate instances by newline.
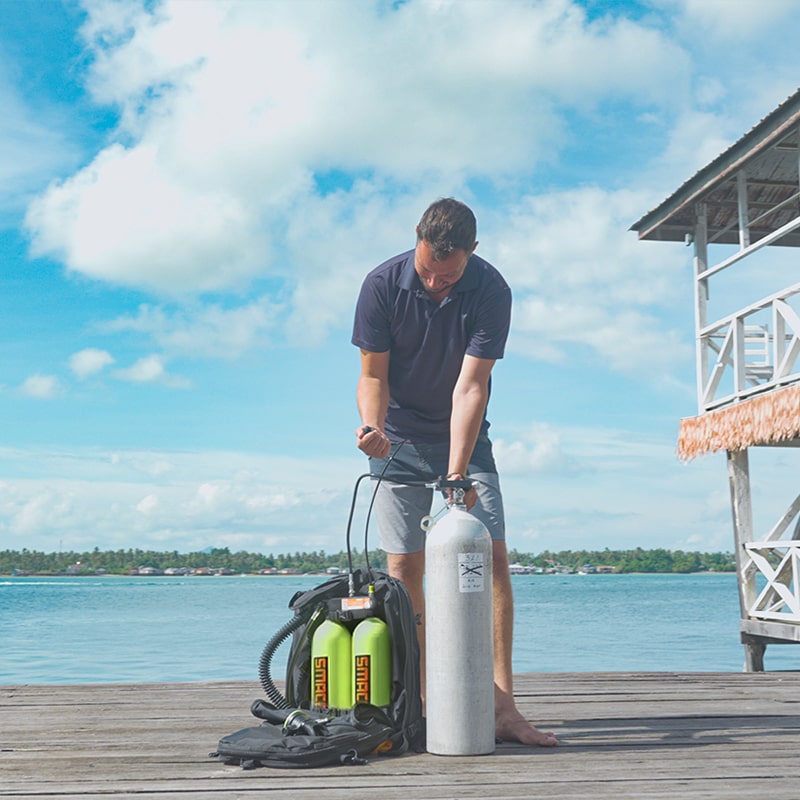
448, 354, 495, 478
355, 348, 392, 458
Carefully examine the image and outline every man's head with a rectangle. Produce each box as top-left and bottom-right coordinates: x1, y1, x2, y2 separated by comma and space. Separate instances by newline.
416, 198, 477, 260
414, 198, 478, 299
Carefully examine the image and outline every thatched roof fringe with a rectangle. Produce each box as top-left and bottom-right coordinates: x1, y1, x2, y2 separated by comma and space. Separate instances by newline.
677, 382, 800, 460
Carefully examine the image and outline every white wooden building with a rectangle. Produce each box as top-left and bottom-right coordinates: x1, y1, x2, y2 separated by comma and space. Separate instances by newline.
631, 89, 800, 671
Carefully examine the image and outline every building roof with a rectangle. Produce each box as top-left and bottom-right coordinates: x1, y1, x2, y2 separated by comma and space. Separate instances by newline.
677, 383, 800, 460
631, 88, 800, 246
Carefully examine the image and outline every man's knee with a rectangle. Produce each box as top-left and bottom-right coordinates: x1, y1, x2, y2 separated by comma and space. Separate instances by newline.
386, 550, 425, 586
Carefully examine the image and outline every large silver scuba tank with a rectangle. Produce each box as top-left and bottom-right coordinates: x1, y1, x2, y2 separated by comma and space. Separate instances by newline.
424, 480, 495, 755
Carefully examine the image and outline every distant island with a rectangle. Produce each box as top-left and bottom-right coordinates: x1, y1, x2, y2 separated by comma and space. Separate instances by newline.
1, 546, 736, 576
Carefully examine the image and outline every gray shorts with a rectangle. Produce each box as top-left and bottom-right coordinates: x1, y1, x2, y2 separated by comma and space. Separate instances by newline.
368, 437, 505, 555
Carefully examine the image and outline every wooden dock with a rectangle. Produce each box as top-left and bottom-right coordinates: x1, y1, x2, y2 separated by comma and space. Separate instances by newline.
2, 672, 799, 799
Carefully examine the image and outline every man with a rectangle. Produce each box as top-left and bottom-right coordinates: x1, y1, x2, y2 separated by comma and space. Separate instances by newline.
351, 198, 557, 747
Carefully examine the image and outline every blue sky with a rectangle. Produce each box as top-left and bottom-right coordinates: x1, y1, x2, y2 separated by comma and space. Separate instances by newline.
1, 0, 799, 557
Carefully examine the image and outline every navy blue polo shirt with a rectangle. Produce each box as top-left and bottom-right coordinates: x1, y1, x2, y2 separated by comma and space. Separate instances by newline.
352, 248, 511, 443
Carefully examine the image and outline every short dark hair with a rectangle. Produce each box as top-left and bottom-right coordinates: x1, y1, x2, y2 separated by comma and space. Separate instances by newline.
416, 198, 477, 260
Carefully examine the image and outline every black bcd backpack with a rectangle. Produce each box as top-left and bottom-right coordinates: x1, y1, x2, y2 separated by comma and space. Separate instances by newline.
211, 567, 424, 769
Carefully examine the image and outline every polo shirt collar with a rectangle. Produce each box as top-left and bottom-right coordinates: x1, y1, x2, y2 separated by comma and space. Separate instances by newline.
399, 249, 480, 294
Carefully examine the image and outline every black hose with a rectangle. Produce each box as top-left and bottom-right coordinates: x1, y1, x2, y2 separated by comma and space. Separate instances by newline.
258, 612, 310, 709
283, 606, 325, 705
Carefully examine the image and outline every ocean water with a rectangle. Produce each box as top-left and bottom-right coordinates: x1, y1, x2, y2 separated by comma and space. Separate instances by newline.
1, 573, 797, 684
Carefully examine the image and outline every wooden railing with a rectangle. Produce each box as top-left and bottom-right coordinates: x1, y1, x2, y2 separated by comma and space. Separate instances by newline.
741, 492, 800, 624
700, 284, 800, 411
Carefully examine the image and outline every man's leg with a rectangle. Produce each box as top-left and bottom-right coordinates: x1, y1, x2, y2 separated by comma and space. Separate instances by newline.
492, 540, 558, 746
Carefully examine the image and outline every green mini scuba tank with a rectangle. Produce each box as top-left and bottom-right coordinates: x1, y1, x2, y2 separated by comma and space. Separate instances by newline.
311, 619, 352, 711
352, 616, 391, 707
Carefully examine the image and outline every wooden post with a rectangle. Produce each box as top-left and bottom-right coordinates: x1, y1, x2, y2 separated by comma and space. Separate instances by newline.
727, 448, 764, 671
693, 204, 709, 413
737, 170, 750, 248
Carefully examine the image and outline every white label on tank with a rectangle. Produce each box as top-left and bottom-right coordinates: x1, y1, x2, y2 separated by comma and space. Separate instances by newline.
458, 552, 485, 592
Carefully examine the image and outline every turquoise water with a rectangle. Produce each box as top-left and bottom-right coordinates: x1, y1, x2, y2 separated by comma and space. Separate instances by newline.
1, 573, 797, 684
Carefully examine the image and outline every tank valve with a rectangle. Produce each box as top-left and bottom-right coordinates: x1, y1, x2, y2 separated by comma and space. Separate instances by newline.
428, 476, 473, 508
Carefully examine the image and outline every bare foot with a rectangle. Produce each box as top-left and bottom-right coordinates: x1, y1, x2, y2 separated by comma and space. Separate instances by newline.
495, 708, 558, 747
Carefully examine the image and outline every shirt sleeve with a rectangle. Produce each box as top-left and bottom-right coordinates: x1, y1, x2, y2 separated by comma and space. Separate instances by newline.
465, 283, 512, 361
351, 273, 392, 353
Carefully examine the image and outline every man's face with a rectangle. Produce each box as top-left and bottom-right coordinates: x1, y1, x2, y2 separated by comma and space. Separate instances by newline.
414, 239, 474, 300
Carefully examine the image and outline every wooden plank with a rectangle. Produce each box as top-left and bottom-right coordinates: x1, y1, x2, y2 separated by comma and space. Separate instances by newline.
741, 617, 800, 642
1, 674, 799, 800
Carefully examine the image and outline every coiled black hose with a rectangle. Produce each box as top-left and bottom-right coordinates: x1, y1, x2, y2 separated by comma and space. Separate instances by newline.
258, 612, 309, 709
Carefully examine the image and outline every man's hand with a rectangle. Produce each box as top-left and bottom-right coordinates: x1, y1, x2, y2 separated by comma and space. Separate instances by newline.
445, 472, 478, 510
355, 425, 392, 459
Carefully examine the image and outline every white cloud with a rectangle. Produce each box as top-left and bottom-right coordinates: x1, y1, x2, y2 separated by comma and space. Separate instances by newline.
136, 493, 159, 515
653, 108, 746, 189
668, 0, 799, 41
109, 450, 177, 478
20, 374, 61, 399
485, 187, 693, 379
497, 425, 742, 552
0, 434, 796, 555
102, 299, 283, 358
113, 353, 189, 387
0, 445, 366, 553
69, 347, 115, 378
23, 0, 688, 304
114, 354, 165, 382
25, 143, 269, 295
494, 423, 582, 476
7, 487, 78, 536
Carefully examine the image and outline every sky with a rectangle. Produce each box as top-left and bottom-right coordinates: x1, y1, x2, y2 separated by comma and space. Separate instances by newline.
1, 0, 799, 559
